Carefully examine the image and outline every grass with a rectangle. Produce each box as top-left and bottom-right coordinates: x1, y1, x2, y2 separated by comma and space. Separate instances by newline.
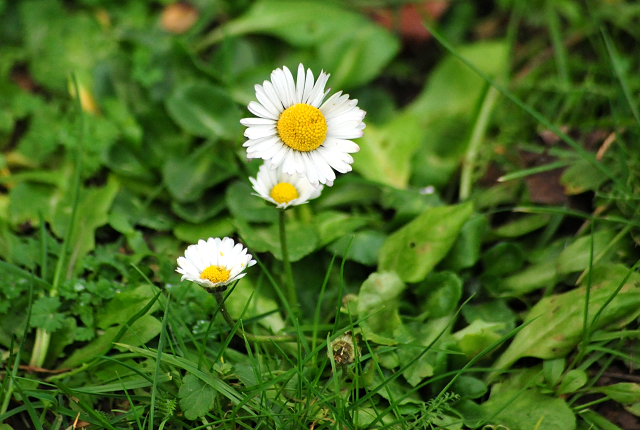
1, 0, 640, 429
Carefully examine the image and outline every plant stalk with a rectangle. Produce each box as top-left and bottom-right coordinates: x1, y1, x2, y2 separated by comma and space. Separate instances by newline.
279, 209, 299, 315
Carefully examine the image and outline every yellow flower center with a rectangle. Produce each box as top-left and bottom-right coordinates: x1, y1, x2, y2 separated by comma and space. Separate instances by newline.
277, 103, 327, 152
270, 182, 299, 204
200, 265, 230, 284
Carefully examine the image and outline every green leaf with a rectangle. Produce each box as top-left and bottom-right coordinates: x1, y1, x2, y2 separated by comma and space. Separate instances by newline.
207, 0, 399, 89
493, 265, 640, 371
561, 159, 608, 195
557, 369, 587, 395
96, 284, 160, 330
543, 358, 565, 389
171, 196, 226, 224
492, 214, 550, 238
441, 214, 488, 271
163, 143, 238, 203
51, 174, 119, 264
225, 278, 285, 334
556, 229, 617, 274
327, 230, 386, 266
352, 112, 424, 189
236, 219, 318, 262
482, 389, 576, 430
356, 272, 405, 345
408, 41, 508, 187
416, 271, 463, 319
226, 181, 278, 223
179, 374, 217, 420
8, 181, 56, 228
59, 315, 161, 369
378, 202, 473, 283
29, 296, 65, 333
481, 242, 524, 277
495, 259, 558, 297
165, 82, 241, 140
314, 211, 369, 247
173, 218, 236, 244
453, 320, 504, 359
452, 375, 488, 400
594, 383, 640, 405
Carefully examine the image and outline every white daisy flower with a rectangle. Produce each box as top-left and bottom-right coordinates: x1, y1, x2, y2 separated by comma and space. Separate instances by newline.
249, 160, 323, 209
241, 63, 366, 187
176, 237, 256, 292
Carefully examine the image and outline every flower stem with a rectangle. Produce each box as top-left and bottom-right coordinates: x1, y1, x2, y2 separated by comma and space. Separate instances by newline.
279, 209, 299, 316
211, 291, 299, 343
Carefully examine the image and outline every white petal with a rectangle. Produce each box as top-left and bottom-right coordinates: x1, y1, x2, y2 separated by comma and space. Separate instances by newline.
248, 101, 277, 120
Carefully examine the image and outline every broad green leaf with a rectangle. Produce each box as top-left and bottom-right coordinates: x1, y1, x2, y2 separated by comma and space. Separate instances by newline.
173, 218, 236, 244
452, 375, 488, 400
314, 211, 369, 247
171, 196, 226, 224
206, 0, 398, 89
327, 230, 386, 266
453, 320, 504, 359
179, 374, 217, 420
60, 315, 161, 369
236, 218, 318, 262
96, 284, 160, 330
163, 143, 237, 203
7, 181, 55, 227
495, 259, 558, 297
409, 41, 508, 187
556, 229, 616, 274
543, 358, 566, 389
493, 265, 640, 371
557, 369, 587, 395
416, 271, 462, 319
165, 82, 241, 140
492, 214, 550, 238
441, 215, 488, 271
461, 300, 516, 333
481, 242, 524, 277
352, 111, 423, 188
51, 174, 119, 264
482, 389, 576, 430
19, 0, 115, 91
356, 272, 405, 345
594, 383, 640, 404
378, 202, 473, 283
226, 181, 278, 223
561, 159, 608, 195
225, 278, 285, 334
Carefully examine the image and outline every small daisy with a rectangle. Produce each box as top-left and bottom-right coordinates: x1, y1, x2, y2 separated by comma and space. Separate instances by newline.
249, 160, 323, 209
176, 237, 256, 292
241, 64, 366, 187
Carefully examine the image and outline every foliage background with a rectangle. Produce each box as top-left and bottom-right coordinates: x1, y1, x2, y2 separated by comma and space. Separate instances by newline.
1, 0, 640, 429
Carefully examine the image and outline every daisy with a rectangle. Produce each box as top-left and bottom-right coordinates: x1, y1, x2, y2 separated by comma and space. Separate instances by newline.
249, 160, 323, 209
176, 237, 256, 292
241, 64, 366, 187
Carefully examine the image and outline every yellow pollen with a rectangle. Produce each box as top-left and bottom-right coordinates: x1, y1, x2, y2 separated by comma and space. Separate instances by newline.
277, 103, 327, 152
200, 265, 230, 284
270, 182, 299, 204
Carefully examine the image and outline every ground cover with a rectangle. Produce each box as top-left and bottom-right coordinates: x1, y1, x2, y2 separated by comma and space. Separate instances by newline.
1, 0, 640, 429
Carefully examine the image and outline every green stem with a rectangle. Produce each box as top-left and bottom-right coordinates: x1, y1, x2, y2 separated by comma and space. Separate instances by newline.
279, 209, 298, 315
30, 74, 85, 368
211, 291, 299, 343
459, 86, 499, 201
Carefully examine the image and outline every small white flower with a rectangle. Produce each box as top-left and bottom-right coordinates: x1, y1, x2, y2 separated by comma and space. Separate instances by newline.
176, 237, 256, 291
249, 161, 323, 209
241, 63, 365, 187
